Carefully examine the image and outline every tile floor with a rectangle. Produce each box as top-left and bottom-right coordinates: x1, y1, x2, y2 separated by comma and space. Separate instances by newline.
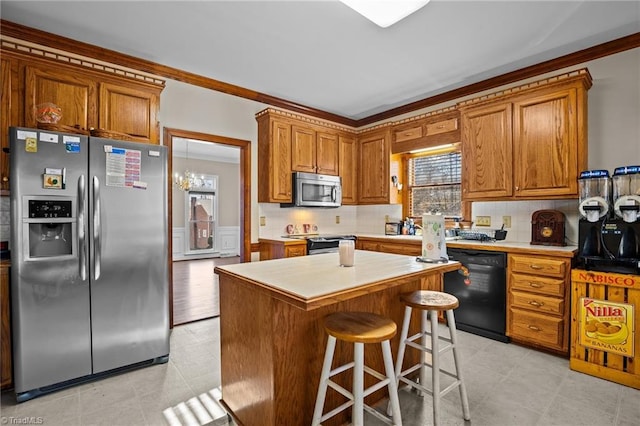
1, 317, 638, 426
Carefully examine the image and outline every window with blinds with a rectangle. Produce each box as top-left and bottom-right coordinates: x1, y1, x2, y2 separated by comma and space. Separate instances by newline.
408, 151, 461, 217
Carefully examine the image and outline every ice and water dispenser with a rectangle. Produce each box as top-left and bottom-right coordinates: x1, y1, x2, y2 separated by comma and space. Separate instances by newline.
23, 197, 75, 259
578, 166, 640, 274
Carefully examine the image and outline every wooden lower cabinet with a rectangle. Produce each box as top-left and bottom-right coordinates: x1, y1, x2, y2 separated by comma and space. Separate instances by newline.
259, 239, 306, 260
1, 261, 11, 389
356, 237, 421, 256
507, 253, 572, 354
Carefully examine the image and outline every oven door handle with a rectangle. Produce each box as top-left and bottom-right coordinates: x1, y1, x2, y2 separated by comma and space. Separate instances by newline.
308, 248, 339, 255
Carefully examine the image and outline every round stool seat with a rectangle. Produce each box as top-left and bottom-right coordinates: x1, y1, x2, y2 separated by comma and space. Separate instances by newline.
324, 311, 397, 343
400, 290, 459, 311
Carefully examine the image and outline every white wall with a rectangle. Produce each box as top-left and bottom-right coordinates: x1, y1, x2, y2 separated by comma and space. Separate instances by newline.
158, 80, 268, 250
151, 48, 639, 247
585, 48, 640, 170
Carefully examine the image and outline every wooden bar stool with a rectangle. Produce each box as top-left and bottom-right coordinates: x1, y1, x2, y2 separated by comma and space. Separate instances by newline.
312, 311, 403, 426
392, 290, 470, 425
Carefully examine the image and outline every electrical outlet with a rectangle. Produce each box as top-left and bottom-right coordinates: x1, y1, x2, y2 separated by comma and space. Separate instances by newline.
385, 215, 390, 222
476, 215, 491, 227
502, 216, 511, 228
259, 216, 266, 226
335, 215, 340, 224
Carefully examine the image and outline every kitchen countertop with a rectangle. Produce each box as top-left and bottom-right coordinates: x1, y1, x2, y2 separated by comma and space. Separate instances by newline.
357, 233, 578, 257
215, 249, 459, 306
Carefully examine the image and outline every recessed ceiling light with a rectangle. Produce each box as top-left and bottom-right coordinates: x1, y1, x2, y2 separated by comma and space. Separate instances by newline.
340, 0, 430, 28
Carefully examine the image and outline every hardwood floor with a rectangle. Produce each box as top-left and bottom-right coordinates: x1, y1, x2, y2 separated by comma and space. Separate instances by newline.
172, 256, 240, 326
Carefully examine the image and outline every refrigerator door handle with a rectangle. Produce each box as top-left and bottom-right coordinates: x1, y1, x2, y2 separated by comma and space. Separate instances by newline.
78, 174, 87, 281
93, 176, 101, 280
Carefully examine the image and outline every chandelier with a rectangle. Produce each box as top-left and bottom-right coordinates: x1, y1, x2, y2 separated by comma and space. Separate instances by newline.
174, 139, 194, 192
174, 169, 194, 192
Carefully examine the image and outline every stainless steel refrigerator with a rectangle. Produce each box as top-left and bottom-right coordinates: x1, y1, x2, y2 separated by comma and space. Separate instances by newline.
9, 127, 169, 402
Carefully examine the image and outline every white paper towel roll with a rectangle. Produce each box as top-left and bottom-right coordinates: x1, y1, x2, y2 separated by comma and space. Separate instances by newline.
422, 214, 447, 260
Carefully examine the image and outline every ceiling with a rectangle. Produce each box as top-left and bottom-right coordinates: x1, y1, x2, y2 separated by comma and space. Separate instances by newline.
2, 1, 639, 121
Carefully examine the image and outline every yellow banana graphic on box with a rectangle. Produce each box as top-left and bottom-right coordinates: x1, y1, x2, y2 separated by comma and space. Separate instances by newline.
596, 323, 629, 345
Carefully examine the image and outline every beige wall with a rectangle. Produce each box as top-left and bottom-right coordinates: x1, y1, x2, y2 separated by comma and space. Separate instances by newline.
171, 156, 240, 228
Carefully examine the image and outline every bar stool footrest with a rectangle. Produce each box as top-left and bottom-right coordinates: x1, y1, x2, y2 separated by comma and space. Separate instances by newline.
364, 405, 396, 425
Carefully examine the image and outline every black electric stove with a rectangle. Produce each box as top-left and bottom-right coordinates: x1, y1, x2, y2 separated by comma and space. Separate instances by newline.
284, 234, 357, 255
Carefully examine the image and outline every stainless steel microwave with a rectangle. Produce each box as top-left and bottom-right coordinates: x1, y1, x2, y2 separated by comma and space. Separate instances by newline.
280, 172, 342, 208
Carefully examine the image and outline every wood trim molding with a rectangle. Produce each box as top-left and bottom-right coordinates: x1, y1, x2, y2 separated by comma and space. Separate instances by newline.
391, 105, 458, 126
2, 19, 638, 129
457, 68, 593, 108
1, 36, 165, 87
164, 127, 252, 327
255, 108, 356, 133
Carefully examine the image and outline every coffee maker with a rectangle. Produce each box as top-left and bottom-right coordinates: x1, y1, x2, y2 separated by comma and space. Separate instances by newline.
578, 167, 640, 274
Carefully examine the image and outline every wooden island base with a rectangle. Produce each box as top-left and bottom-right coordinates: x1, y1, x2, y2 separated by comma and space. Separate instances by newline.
215, 251, 459, 426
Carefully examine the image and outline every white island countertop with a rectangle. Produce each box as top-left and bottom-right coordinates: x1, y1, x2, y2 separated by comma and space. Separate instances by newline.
215, 250, 460, 309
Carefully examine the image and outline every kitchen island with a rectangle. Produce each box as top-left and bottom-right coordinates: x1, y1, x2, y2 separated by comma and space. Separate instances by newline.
214, 250, 460, 426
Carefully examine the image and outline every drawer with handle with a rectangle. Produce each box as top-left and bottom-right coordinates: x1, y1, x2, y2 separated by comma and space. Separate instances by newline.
510, 273, 565, 296
393, 125, 423, 143
510, 290, 564, 315
509, 308, 563, 347
425, 118, 458, 136
510, 254, 567, 278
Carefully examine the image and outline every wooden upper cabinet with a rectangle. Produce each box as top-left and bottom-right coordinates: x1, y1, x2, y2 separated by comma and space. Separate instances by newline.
99, 82, 160, 143
461, 102, 513, 199
1, 59, 12, 192
316, 131, 339, 175
291, 126, 339, 176
1, 50, 164, 193
338, 133, 357, 205
24, 65, 96, 130
512, 87, 580, 197
358, 127, 391, 204
459, 69, 591, 201
391, 109, 460, 154
256, 109, 348, 203
291, 125, 316, 173
257, 114, 293, 203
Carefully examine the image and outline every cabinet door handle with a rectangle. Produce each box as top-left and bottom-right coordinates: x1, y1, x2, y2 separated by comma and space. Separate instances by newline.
528, 282, 543, 288
528, 300, 543, 307
528, 325, 541, 331
529, 264, 544, 270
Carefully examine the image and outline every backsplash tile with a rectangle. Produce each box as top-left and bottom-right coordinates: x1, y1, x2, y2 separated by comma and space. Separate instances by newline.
258, 200, 580, 246
472, 199, 580, 245
258, 203, 403, 238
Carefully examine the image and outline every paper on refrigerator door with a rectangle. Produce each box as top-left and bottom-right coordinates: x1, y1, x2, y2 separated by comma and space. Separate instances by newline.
422, 214, 447, 260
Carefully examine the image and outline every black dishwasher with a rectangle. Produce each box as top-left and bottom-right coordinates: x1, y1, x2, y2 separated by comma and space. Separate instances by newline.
444, 248, 509, 343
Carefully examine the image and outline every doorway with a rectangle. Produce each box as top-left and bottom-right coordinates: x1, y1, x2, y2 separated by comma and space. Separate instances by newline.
165, 128, 251, 327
